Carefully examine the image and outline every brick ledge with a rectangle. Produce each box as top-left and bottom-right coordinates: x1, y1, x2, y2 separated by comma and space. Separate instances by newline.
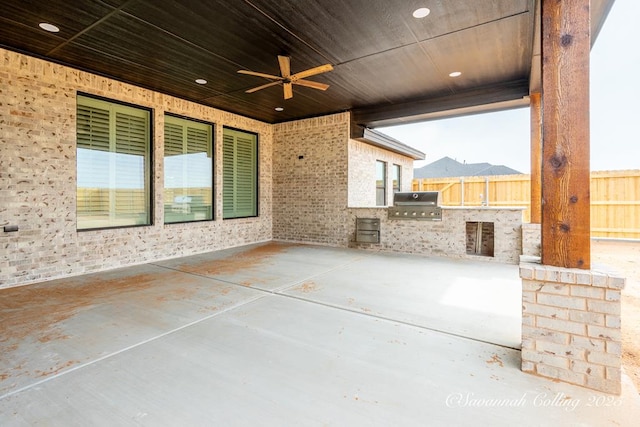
520, 262, 626, 290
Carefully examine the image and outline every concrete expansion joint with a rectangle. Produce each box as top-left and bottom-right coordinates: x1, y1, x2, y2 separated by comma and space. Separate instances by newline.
0, 294, 264, 402
152, 255, 521, 352
275, 291, 521, 352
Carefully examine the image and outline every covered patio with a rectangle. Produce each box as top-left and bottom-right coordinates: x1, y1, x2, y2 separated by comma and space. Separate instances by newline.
0, 0, 634, 419
1, 243, 639, 425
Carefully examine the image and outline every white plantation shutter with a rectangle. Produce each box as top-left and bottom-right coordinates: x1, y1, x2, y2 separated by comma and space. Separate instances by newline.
223, 128, 257, 219
235, 134, 256, 215
164, 120, 186, 194
77, 104, 110, 152
77, 103, 111, 217
115, 111, 149, 216
115, 112, 148, 155
185, 126, 211, 197
222, 132, 235, 218
163, 115, 213, 223
187, 127, 210, 155
76, 95, 151, 230
164, 122, 184, 156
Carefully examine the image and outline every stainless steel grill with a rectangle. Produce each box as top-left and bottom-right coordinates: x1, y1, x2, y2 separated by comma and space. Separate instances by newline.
388, 191, 442, 221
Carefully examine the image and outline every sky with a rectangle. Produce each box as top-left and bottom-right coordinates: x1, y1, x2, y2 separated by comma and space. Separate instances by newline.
379, 0, 640, 173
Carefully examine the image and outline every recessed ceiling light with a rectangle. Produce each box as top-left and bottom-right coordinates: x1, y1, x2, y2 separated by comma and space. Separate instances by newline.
275, 107, 284, 112
449, 71, 462, 77
195, 78, 207, 85
412, 8, 431, 18
39, 22, 60, 33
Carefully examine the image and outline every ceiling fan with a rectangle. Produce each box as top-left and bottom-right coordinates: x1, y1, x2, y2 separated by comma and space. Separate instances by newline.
238, 55, 333, 100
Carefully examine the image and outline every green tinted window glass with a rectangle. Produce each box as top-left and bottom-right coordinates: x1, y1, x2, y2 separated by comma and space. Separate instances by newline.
223, 128, 257, 219
164, 115, 213, 223
77, 96, 151, 230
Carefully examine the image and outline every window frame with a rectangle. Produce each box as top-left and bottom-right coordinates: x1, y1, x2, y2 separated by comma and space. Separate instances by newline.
376, 160, 387, 206
222, 126, 259, 219
163, 113, 215, 225
392, 164, 401, 193
76, 93, 153, 231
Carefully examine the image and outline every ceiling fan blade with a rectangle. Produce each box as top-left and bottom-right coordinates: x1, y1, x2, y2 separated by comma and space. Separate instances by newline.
290, 64, 334, 81
240, 56, 333, 99
278, 55, 291, 78
238, 69, 283, 80
283, 82, 293, 99
245, 81, 282, 94
294, 79, 330, 91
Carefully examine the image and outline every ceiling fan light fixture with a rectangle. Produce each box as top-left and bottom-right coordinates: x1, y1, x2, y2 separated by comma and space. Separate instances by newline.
39, 22, 60, 33
275, 107, 284, 112
195, 78, 207, 84
449, 71, 462, 77
412, 8, 431, 19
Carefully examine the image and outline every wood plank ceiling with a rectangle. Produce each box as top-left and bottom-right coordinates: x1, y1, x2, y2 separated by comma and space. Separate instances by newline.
0, 0, 613, 127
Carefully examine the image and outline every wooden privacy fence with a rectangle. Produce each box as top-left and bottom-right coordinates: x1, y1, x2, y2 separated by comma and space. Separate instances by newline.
412, 170, 640, 239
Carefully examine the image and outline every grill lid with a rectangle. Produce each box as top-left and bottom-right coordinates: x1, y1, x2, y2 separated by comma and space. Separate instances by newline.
393, 191, 441, 206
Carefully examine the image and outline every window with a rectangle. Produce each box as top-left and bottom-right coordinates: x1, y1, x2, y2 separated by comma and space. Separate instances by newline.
164, 115, 213, 223
223, 128, 258, 218
376, 160, 387, 206
392, 164, 401, 193
76, 95, 151, 230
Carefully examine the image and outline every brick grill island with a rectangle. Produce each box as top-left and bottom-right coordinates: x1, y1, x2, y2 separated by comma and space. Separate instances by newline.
349, 205, 525, 264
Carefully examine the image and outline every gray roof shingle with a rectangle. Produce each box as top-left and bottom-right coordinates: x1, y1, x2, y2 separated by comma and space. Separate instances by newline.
414, 157, 521, 178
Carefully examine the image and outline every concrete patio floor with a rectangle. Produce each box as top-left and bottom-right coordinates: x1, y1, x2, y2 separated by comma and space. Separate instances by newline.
1, 242, 639, 426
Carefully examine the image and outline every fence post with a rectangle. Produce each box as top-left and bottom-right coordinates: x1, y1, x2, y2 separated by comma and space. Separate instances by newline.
460, 178, 465, 206
485, 177, 490, 206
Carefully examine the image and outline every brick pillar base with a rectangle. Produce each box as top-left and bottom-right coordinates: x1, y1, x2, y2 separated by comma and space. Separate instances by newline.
520, 263, 625, 394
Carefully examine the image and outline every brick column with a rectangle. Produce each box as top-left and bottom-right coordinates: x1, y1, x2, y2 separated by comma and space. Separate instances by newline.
520, 263, 625, 394
521, 223, 541, 259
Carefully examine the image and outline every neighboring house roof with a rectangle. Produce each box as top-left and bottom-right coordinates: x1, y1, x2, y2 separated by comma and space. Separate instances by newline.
414, 156, 521, 178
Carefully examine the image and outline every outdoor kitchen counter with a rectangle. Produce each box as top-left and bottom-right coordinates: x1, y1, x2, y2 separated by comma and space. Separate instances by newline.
347, 206, 525, 264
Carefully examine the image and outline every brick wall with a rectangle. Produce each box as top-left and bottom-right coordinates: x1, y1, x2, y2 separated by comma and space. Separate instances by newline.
348, 207, 523, 264
0, 48, 272, 288
520, 263, 625, 394
272, 113, 351, 245
272, 116, 417, 246
0, 49, 420, 286
347, 139, 413, 207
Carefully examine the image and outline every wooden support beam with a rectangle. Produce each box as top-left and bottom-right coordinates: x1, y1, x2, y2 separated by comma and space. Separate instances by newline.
541, 0, 591, 269
530, 92, 542, 224
352, 80, 529, 128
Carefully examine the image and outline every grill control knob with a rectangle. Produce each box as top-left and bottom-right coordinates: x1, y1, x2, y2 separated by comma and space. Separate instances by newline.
421, 212, 426, 216
395, 211, 400, 216
412, 212, 417, 216
403, 212, 408, 216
